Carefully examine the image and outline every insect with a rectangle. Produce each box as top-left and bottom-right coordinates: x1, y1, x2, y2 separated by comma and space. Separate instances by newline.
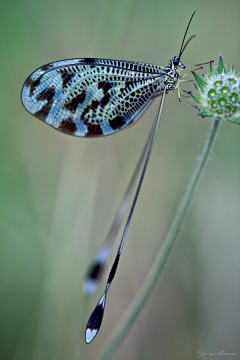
22, 11, 206, 344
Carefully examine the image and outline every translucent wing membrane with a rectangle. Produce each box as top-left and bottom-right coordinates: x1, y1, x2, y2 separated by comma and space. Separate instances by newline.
21, 58, 166, 137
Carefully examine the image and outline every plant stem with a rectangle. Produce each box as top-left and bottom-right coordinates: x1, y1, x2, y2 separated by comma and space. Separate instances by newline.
97, 118, 221, 360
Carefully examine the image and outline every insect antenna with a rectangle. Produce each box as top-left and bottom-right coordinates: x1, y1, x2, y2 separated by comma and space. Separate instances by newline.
178, 11, 196, 61
179, 34, 196, 59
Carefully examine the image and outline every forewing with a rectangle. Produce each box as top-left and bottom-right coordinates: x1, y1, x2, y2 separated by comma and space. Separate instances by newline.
21, 58, 165, 137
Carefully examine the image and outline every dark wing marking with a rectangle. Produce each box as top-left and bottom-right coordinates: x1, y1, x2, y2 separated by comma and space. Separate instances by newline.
21, 58, 166, 137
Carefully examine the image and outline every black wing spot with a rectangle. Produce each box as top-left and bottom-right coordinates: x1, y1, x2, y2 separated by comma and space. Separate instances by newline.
34, 87, 55, 121
86, 58, 95, 64
41, 63, 53, 71
78, 58, 96, 64
109, 115, 125, 130
58, 117, 77, 135
100, 93, 110, 107
25, 74, 44, 97
25, 76, 35, 89
85, 123, 103, 137
64, 90, 87, 113
98, 81, 112, 95
91, 99, 100, 110
61, 71, 75, 88
36, 86, 55, 102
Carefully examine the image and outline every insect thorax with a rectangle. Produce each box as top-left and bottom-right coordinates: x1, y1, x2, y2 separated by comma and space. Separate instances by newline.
163, 56, 186, 91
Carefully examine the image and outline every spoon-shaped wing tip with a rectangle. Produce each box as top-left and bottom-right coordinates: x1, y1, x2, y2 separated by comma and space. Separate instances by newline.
85, 294, 106, 344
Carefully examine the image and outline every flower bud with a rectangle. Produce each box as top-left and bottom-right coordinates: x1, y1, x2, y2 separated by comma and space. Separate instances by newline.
191, 55, 240, 124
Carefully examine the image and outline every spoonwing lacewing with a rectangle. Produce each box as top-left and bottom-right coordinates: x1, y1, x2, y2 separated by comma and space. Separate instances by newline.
22, 11, 209, 343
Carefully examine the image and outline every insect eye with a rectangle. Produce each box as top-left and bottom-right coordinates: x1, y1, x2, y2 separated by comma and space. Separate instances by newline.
173, 56, 179, 65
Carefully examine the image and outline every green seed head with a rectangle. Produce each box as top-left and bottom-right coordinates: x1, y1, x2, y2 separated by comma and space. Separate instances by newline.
191, 55, 240, 125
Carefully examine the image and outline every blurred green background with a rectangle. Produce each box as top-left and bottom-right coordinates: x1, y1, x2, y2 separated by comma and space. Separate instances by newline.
0, 0, 239, 359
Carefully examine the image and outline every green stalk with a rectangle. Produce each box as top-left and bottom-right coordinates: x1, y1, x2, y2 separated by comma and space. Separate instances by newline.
98, 118, 221, 360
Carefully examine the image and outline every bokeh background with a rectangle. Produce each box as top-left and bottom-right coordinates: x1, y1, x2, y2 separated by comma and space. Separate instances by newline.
1, 0, 239, 359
